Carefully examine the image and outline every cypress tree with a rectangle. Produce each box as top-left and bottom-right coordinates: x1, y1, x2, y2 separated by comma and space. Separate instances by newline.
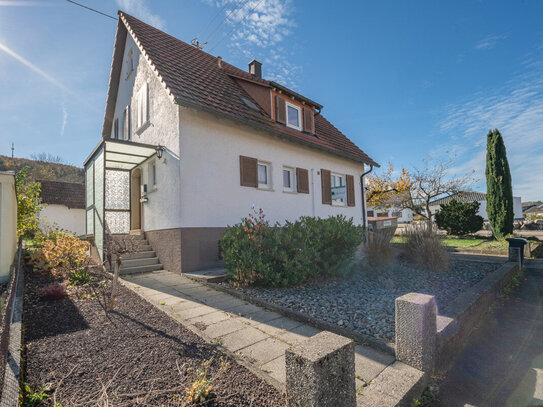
485, 129, 514, 239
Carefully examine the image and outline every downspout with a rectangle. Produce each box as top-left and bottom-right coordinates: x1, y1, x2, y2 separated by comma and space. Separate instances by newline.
360, 164, 374, 228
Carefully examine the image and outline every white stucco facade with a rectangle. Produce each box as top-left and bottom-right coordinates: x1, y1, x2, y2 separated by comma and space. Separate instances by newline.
39, 205, 86, 236
0, 172, 17, 282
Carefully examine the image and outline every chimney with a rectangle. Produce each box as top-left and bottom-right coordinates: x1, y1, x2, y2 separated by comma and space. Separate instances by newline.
248, 59, 262, 78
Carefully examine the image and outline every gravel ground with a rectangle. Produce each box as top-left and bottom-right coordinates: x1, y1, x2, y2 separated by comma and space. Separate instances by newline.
227, 259, 501, 343
24, 266, 284, 407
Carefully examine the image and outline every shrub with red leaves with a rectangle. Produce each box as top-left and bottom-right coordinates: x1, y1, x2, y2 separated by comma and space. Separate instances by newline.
39, 283, 67, 301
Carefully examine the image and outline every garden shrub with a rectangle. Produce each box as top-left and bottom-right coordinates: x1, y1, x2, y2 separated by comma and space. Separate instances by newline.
220, 209, 364, 287
435, 199, 484, 236
364, 227, 395, 267
403, 224, 449, 272
29, 234, 90, 276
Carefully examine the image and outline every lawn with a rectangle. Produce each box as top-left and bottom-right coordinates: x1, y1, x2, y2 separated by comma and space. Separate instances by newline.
391, 235, 485, 248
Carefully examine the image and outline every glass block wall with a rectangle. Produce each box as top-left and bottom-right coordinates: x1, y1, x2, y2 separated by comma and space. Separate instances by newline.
85, 146, 105, 260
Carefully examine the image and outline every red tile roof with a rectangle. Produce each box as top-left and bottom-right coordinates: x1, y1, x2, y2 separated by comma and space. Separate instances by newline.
39, 180, 85, 209
110, 11, 378, 167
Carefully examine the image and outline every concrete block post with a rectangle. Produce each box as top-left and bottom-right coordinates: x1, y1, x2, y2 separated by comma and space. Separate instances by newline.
508, 246, 521, 264
395, 293, 437, 372
285, 331, 356, 407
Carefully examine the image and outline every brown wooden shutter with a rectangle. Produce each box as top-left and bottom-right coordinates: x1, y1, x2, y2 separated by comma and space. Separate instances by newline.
321, 169, 331, 205
239, 156, 258, 187
302, 107, 315, 134
275, 95, 286, 124
346, 174, 355, 207
296, 168, 309, 194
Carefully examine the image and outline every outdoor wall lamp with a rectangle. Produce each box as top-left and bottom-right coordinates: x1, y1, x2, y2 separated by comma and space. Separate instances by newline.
155, 145, 165, 159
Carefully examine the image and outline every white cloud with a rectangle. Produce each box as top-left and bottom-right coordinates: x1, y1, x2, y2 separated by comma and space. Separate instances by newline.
116, 0, 165, 29
203, 0, 300, 88
474, 33, 508, 50
437, 50, 543, 200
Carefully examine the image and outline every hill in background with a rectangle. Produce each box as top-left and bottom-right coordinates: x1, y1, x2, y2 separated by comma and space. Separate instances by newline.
0, 155, 84, 184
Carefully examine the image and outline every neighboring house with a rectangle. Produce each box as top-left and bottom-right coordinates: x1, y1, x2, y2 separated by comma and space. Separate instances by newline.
39, 180, 86, 235
428, 191, 523, 221
367, 207, 413, 223
524, 203, 543, 218
84, 12, 378, 273
0, 171, 17, 282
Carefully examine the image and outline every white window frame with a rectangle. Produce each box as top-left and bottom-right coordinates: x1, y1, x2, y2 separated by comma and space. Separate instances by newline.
285, 101, 302, 131
135, 82, 149, 132
331, 173, 346, 206
257, 161, 272, 189
282, 166, 296, 193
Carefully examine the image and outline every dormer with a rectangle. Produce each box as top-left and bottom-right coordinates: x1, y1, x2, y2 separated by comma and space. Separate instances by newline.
271, 82, 322, 136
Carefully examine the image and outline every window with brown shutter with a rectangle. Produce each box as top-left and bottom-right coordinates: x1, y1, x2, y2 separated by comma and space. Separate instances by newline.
346, 174, 355, 207
321, 169, 331, 204
275, 95, 286, 124
296, 168, 309, 194
239, 155, 258, 187
302, 107, 314, 134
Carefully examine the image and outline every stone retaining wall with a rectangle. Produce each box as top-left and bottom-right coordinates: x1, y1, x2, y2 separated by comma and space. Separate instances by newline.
434, 261, 520, 372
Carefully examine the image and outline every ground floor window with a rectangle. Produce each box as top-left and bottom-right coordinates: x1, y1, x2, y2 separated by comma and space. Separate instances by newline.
331, 173, 345, 205
258, 162, 271, 189
283, 167, 295, 192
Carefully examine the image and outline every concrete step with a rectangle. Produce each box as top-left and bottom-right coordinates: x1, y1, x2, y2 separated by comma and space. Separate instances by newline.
185, 268, 227, 283
120, 263, 163, 275
121, 257, 159, 269
119, 251, 156, 260
113, 233, 146, 240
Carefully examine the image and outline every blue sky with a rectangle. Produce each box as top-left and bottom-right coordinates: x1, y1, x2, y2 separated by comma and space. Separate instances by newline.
1, 0, 542, 200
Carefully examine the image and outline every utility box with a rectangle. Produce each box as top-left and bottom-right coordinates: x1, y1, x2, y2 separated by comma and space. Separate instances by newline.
367, 216, 398, 232
506, 237, 529, 266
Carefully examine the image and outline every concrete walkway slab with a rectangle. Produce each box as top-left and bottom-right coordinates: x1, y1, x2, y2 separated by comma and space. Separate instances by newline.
430, 267, 543, 406
122, 270, 424, 404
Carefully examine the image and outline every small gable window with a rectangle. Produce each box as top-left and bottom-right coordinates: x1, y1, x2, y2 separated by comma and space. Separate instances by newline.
286, 102, 301, 131
122, 105, 131, 140
136, 82, 149, 132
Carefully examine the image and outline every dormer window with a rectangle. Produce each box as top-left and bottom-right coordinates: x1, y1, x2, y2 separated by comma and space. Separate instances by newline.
286, 102, 301, 131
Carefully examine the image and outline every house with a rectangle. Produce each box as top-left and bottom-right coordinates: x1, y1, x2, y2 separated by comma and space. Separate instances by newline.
84, 11, 378, 273
428, 191, 523, 221
524, 203, 543, 219
0, 171, 17, 282
38, 180, 86, 235
367, 207, 413, 223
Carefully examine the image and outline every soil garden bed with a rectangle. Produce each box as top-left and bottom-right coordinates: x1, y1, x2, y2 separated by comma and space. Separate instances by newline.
23, 265, 284, 406
223, 259, 501, 343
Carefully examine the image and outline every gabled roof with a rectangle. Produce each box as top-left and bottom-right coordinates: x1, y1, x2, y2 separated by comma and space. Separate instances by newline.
39, 180, 85, 209
525, 203, 543, 214
102, 11, 379, 167
429, 191, 487, 206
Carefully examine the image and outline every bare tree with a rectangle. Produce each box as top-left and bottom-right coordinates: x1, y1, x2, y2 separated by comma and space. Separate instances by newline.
400, 155, 475, 231
31, 152, 66, 164
103, 222, 143, 310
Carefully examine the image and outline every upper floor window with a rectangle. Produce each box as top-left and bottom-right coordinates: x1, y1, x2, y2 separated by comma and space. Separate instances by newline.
113, 118, 119, 139
122, 105, 131, 140
286, 102, 301, 131
136, 82, 149, 132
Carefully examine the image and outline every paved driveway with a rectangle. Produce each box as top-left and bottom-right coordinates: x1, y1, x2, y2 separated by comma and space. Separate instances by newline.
432, 264, 543, 407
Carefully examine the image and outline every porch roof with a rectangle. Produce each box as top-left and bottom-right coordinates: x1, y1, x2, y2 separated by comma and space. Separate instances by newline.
84, 139, 158, 170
